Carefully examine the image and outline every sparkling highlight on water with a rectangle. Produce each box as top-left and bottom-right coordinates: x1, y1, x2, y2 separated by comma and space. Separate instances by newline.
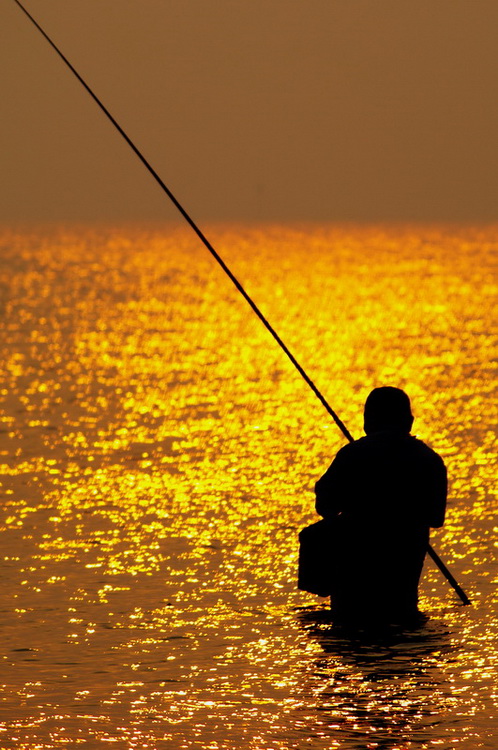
0, 223, 496, 748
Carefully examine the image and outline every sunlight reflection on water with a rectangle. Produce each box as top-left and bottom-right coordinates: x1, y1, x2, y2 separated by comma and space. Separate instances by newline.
0, 223, 496, 748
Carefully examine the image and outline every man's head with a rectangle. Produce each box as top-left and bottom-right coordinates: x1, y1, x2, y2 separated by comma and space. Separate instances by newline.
363, 386, 414, 435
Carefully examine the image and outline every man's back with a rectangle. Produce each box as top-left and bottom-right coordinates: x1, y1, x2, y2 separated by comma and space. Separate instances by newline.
316, 432, 446, 528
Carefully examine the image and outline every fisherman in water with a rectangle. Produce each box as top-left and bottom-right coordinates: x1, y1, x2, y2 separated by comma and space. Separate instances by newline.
315, 386, 447, 625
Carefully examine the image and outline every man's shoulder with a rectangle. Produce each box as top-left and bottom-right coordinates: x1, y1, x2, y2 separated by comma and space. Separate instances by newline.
347, 433, 444, 461
409, 436, 446, 466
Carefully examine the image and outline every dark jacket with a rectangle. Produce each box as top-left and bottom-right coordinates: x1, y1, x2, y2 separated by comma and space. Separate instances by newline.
315, 431, 447, 622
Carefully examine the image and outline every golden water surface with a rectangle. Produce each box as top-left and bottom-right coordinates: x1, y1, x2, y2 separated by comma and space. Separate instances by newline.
0, 223, 496, 749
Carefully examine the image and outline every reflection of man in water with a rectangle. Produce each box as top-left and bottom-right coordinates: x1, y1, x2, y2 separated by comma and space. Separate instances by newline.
315, 387, 447, 624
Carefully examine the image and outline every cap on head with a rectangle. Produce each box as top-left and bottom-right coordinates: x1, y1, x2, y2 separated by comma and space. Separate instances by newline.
363, 386, 414, 435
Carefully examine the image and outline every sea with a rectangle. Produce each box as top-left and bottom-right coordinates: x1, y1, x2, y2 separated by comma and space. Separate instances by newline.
0, 222, 496, 749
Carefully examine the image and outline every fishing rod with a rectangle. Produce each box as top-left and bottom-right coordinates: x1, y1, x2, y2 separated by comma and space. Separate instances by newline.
13, 0, 470, 606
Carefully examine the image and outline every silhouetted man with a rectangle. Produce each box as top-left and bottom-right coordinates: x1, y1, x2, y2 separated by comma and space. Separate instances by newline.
315, 387, 447, 624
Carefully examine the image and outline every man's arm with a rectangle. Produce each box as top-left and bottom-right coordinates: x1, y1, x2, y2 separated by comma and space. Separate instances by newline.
315, 446, 350, 518
428, 453, 447, 528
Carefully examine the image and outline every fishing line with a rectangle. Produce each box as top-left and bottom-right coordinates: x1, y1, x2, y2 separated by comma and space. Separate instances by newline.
13, 0, 470, 605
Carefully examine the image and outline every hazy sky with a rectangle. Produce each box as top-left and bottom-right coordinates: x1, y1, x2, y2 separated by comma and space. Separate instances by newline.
2, 0, 498, 223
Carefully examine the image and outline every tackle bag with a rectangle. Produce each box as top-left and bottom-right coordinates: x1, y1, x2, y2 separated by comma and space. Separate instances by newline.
297, 518, 335, 597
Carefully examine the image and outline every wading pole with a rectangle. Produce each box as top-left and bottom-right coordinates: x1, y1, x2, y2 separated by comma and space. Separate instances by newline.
13, 0, 470, 606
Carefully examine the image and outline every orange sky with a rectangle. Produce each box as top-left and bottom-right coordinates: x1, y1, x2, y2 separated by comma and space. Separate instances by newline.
2, 0, 498, 223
